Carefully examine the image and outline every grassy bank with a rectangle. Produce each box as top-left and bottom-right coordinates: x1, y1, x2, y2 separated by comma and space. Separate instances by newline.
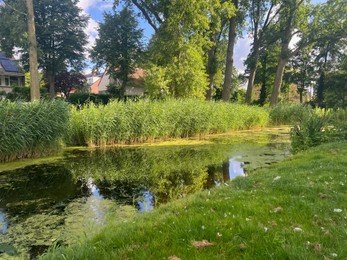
42, 141, 347, 259
0, 101, 69, 162
66, 99, 270, 146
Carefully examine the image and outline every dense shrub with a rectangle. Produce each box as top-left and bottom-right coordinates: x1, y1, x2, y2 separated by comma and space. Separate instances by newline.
66, 99, 270, 146
290, 109, 347, 153
269, 104, 312, 125
0, 100, 69, 162
67, 92, 111, 105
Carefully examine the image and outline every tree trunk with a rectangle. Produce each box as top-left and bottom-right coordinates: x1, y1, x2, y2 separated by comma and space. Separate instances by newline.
270, 22, 291, 106
222, 0, 238, 102
26, 0, 40, 101
270, 57, 287, 106
48, 73, 55, 98
299, 87, 303, 103
259, 52, 267, 106
245, 66, 257, 104
205, 41, 217, 101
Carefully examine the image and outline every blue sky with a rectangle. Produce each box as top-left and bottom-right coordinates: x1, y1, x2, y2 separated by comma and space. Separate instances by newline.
78, 0, 327, 73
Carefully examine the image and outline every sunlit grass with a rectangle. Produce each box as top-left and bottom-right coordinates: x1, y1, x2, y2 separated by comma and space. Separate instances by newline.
0, 100, 69, 162
42, 141, 347, 259
66, 99, 270, 146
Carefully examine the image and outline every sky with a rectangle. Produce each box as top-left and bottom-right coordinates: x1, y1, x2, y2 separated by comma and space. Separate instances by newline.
78, 0, 327, 74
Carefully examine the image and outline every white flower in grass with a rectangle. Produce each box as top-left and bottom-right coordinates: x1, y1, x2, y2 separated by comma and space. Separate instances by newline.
264, 227, 268, 232
331, 253, 338, 258
273, 176, 281, 181
201, 225, 205, 230
217, 232, 222, 237
333, 208, 342, 213
293, 227, 303, 232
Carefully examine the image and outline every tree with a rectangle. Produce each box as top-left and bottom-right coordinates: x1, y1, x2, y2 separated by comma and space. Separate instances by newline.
310, 0, 347, 107
269, 0, 310, 106
54, 71, 86, 98
91, 7, 143, 98
26, 0, 40, 101
35, 0, 88, 98
145, 0, 228, 99
245, 0, 279, 104
115, 0, 235, 100
324, 55, 347, 108
222, 0, 239, 102
0, 0, 40, 101
0, 0, 88, 98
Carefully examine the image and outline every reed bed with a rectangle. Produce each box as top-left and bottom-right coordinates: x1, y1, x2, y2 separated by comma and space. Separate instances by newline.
67, 99, 270, 146
0, 100, 69, 162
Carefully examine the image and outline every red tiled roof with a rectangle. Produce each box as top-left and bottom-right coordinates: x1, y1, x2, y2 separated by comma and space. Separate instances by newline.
90, 78, 101, 94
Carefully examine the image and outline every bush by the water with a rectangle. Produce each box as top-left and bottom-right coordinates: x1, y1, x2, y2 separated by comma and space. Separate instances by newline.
290, 109, 347, 153
269, 103, 312, 125
0, 100, 69, 162
67, 99, 270, 146
67, 92, 111, 105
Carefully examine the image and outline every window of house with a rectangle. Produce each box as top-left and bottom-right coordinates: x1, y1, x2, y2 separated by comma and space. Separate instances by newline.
10, 77, 18, 87
5, 77, 9, 86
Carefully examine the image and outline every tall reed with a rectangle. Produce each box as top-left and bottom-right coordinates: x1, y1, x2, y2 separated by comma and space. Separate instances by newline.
0, 100, 69, 162
67, 99, 270, 146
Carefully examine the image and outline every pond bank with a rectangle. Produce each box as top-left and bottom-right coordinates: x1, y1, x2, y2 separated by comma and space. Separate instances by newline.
42, 141, 347, 259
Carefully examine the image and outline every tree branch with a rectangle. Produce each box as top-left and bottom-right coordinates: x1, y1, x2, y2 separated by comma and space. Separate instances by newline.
3, 1, 27, 16
131, 0, 158, 32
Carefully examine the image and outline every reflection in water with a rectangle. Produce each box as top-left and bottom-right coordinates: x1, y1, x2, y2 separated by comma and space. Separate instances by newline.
86, 178, 106, 223
228, 156, 245, 180
138, 191, 154, 212
0, 209, 7, 234
0, 132, 290, 258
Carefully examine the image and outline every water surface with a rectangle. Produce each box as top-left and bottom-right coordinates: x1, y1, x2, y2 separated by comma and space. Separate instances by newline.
0, 128, 290, 258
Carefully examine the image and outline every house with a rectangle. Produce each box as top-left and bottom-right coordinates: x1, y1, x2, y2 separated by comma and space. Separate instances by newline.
0, 52, 25, 93
85, 72, 102, 86
94, 68, 145, 96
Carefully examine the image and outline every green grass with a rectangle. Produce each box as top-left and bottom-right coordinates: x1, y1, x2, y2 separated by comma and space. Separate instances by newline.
0, 100, 69, 162
66, 99, 270, 146
42, 141, 347, 259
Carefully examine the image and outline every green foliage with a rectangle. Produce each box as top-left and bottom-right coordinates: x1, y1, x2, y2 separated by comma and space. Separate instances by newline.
66, 99, 270, 146
269, 103, 312, 125
5, 86, 48, 101
0, 0, 88, 95
324, 66, 347, 109
0, 100, 69, 162
144, 0, 231, 99
290, 112, 327, 153
67, 92, 111, 106
290, 109, 347, 153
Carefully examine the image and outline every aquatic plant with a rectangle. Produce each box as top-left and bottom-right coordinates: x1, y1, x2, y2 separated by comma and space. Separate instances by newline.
0, 100, 69, 162
66, 99, 270, 146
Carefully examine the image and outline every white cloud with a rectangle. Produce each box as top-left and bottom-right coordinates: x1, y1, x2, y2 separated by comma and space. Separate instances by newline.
77, 0, 99, 12
77, 0, 113, 13
234, 36, 252, 74
85, 18, 99, 51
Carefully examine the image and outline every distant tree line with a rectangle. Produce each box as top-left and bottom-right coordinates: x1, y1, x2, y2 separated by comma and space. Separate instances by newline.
0, 0, 346, 108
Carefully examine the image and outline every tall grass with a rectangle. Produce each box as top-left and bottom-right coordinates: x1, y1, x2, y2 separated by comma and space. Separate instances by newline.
67, 99, 270, 146
0, 100, 69, 162
269, 103, 313, 125
290, 108, 347, 153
